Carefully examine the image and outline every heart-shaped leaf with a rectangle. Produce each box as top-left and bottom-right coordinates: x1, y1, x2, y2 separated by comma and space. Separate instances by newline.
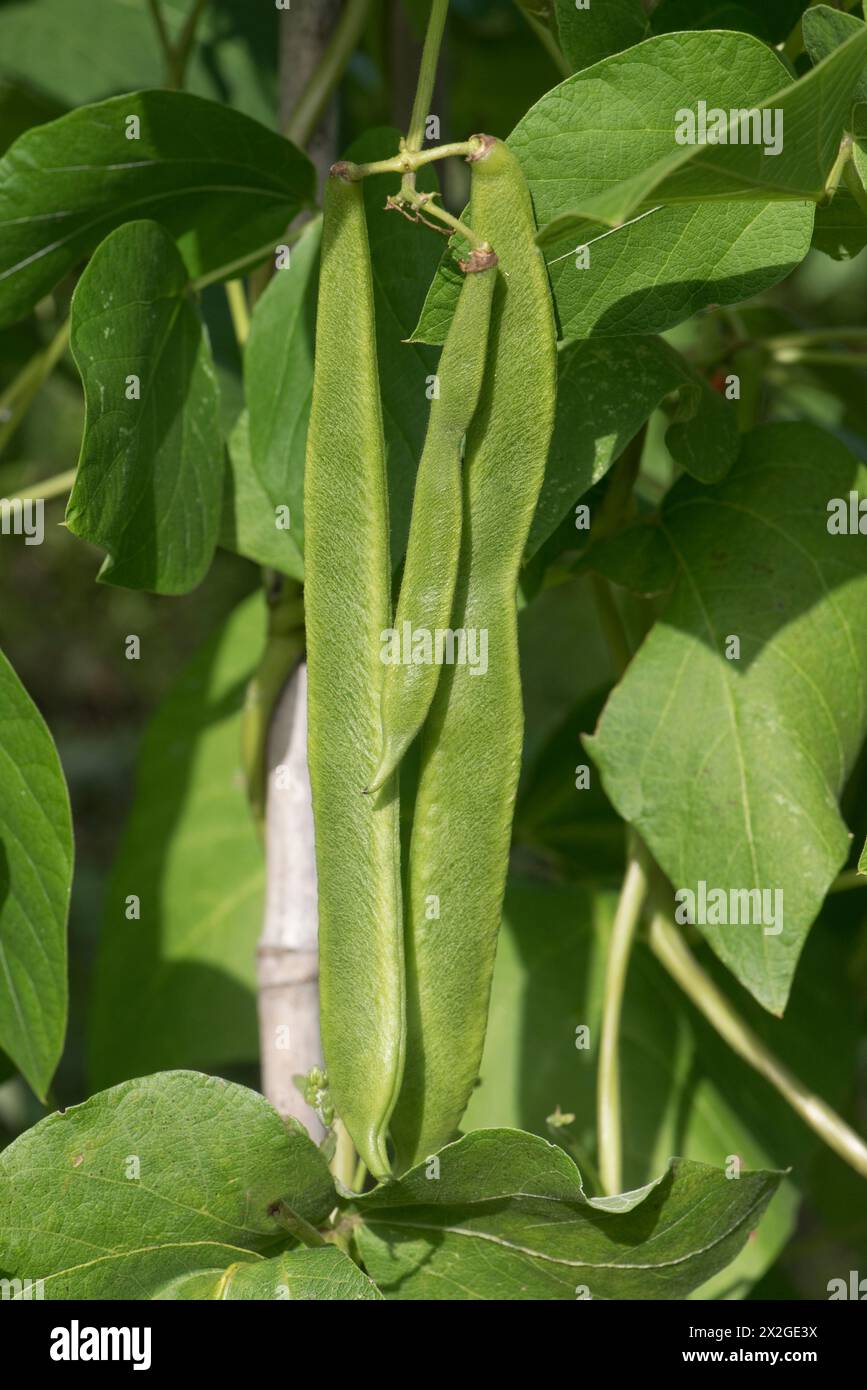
586, 422, 867, 1013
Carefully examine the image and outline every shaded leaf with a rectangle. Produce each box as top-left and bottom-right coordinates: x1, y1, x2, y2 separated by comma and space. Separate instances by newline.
352, 1128, 781, 1299
527, 336, 738, 558
220, 411, 304, 579
586, 423, 867, 1013
242, 216, 320, 571
802, 6, 867, 106
554, 0, 648, 73
0, 647, 72, 1099
0, 90, 313, 328
0, 1071, 334, 1299
0, 0, 279, 126
812, 187, 867, 262
651, 0, 810, 45
152, 1246, 382, 1300
67, 220, 223, 594
88, 594, 264, 1090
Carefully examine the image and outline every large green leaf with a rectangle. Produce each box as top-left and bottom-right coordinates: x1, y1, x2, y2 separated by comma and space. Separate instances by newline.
509, 32, 817, 338
0, 90, 313, 328
587, 423, 867, 1013
0, 1071, 334, 1299
414, 34, 814, 343
465, 875, 860, 1296
527, 335, 737, 558
67, 220, 223, 594
554, 0, 648, 73
0, 648, 72, 1099
0, 0, 279, 125
352, 1129, 781, 1299
651, 0, 810, 44
530, 27, 867, 241
152, 1247, 381, 1300
242, 216, 320, 573
88, 594, 265, 1091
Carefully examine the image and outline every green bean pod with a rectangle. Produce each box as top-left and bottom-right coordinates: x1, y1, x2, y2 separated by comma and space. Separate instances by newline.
304, 172, 403, 1180
391, 137, 558, 1170
367, 252, 496, 795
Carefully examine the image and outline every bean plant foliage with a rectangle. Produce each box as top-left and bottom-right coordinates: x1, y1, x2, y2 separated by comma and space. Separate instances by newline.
0, 0, 866, 1307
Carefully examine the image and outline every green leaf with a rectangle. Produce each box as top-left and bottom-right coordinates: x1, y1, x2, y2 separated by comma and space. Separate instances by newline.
0, 648, 72, 1099
0, 1071, 335, 1299
803, 6, 867, 105
346, 128, 443, 564
0, 0, 279, 126
812, 187, 867, 261
242, 216, 320, 572
0, 90, 314, 328
554, 0, 648, 73
586, 422, 867, 1013
352, 1128, 781, 1299
859, 838, 867, 873
416, 35, 814, 343
219, 411, 304, 579
527, 336, 738, 559
0, 78, 62, 154
525, 28, 867, 242
88, 595, 265, 1091
651, 0, 809, 44
152, 1247, 382, 1300
66, 220, 223, 594
465, 874, 859, 1295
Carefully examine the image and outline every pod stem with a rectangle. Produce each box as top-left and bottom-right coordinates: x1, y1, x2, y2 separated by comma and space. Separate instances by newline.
402, 0, 452, 197
333, 138, 483, 182
597, 839, 650, 1196
387, 189, 494, 258
648, 908, 867, 1182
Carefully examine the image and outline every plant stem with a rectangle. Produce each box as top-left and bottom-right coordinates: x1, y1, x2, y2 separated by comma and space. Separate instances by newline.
0, 319, 71, 458
392, 188, 490, 251
337, 138, 479, 181
773, 349, 867, 370
3, 468, 76, 504
764, 326, 867, 350
649, 909, 867, 1182
402, 0, 451, 196
172, 0, 209, 89
146, 0, 174, 79
331, 1118, 357, 1189
597, 842, 649, 1196
269, 1200, 328, 1247
590, 574, 632, 678
224, 279, 251, 348
284, 0, 372, 147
